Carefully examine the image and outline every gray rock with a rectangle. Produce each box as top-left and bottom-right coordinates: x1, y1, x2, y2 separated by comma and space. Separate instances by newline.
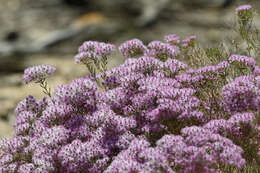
183, 0, 234, 8
135, 0, 170, 27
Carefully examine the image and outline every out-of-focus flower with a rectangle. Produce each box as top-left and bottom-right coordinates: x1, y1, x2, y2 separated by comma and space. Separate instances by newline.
22, 65, 56, 84
236, 5, 252, 12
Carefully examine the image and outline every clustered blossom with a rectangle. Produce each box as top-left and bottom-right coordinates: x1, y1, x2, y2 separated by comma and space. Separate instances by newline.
22, 65, 56, 84
1, 30, 260, 172
106, 127, 246, 173
204, 112, 255, 136
236, 4, 253, 26
164, 34, 196, 49
53, 77, 98, 109
221, 75, 260, 113
236, 4, 252, 12
119, 38, 147, 58
181, 35, 196, 48
146, 41, 179, 60
229, 54, 256, 70
164, 34, 180, 45
174, 60, 231, 94
203, 112, 260, 162
74, 41, 115, 64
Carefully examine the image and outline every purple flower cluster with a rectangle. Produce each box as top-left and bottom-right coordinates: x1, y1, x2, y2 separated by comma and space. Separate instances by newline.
181, 35, 196, 48
236, 4, 252, 12
174, 60, 231, 93
106, 126, 246, 173
22, 65, 56, 84
119, 38, 147, 58
74, 41, 115, 64
204, 112, 255, 136
164, 34, 180, 44
229, 54, 255, 70
1, 33, 260, 172
221, 75, 260, 113
236, 4, 253, 26
204, 112, 260, 162
164, 34, 196, 48
118, 38, 179, 61
146, 41, 179, 60
53, 77, 98, 109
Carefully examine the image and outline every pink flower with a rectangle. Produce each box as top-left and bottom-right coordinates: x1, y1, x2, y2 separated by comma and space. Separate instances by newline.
23, 65, 56, 84
236, 5, 252, 12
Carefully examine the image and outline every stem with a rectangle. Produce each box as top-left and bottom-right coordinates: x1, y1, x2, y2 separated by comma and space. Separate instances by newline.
36, 79, 52, 97
85, 63, 106, 91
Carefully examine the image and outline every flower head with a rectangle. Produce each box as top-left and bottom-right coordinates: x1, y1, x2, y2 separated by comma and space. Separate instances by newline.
236, 5, 252, 12
236, 4, 253, 26
146, 41, 179, 61
119, 38, 147, 58
75, 41, 115, 64
164, 34, 180, 45
22, 65, 56, 84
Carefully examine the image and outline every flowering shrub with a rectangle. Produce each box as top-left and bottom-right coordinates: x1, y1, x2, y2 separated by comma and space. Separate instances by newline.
0, 4, 260, 173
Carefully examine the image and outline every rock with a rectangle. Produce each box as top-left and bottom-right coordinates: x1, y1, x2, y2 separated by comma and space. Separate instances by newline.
135, 0, 170, 27
183, 0, 234, 8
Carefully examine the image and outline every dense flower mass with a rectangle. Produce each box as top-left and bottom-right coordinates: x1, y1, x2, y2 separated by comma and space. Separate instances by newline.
229, 54, 255, 69
1, 6, 260, 171
22, 65, 56, 84
221, 75, 260, 113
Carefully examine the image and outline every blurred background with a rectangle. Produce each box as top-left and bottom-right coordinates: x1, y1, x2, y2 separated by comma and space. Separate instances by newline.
0, 0, 258, 138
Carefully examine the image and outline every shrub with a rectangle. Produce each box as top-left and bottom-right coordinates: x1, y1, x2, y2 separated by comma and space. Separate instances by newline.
0, 4, 259, 173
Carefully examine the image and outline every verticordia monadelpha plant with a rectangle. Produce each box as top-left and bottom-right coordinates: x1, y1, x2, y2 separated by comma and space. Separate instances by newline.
0, 4, 259, 173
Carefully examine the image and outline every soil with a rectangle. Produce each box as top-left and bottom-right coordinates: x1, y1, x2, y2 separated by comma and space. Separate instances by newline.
0, 0, 259, 139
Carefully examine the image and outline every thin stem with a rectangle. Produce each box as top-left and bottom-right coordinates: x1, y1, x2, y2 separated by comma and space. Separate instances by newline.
36, 79, 52, 97
85, 62, 106, 91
